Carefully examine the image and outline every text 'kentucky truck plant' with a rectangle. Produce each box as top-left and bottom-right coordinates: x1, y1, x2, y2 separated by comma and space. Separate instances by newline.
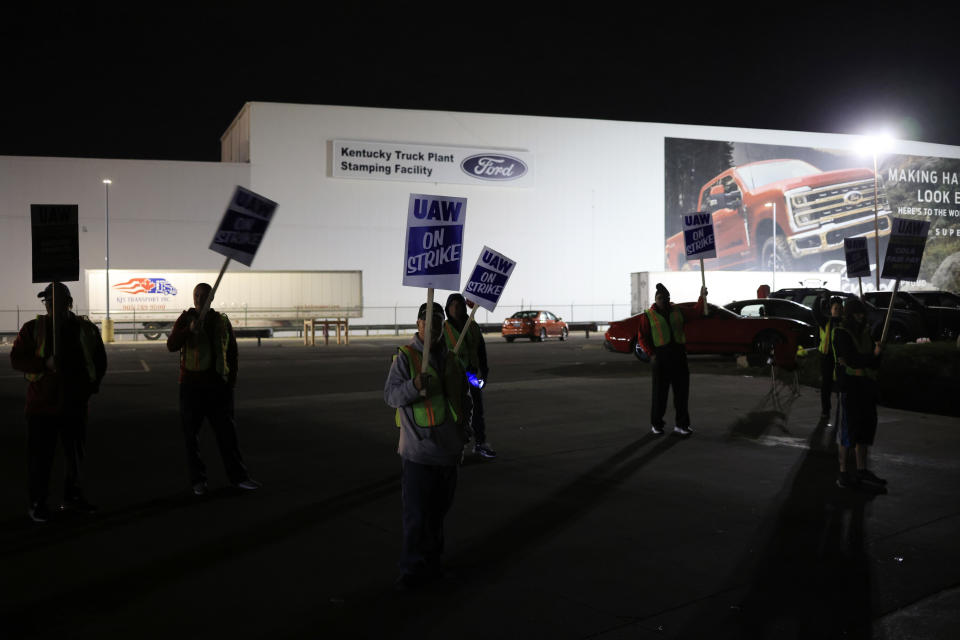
665, 159, 892, 271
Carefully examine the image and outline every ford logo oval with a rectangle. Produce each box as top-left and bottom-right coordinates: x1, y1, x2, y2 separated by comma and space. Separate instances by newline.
461, 154, 527, 181
844, 190, 864, 204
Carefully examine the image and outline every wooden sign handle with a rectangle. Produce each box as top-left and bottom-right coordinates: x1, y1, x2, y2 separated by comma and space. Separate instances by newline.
453, 304, 479, 355
420, 288, 435, 374
195, 256, 230, 328
879, 279, 900, 347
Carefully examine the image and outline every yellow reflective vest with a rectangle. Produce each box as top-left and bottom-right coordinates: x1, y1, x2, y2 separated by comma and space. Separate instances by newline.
25, 315, 98, 383
645, 307, 686, 347
394, 345, 465, 428
180, 312, 231, 382
442, 320, 481, 371
819, 318, 837, 355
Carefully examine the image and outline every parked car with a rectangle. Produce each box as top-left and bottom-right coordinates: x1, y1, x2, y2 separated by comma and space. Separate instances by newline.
863, 290, 960, 340
664, 159, 891, 271
723, 298, 818, 349
770, 288, 925, 343
603, 302, 808, 366
501, 310, 569, 342
908, 290, 960, 309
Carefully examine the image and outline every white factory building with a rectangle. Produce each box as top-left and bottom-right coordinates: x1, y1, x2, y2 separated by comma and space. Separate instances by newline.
2, 102, 959, 333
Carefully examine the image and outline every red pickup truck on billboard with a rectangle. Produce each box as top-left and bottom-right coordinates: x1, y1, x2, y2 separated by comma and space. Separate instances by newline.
665, 159, 892, 271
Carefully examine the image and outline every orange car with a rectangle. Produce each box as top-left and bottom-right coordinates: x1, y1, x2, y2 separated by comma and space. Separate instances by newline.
501, 310, 569, 342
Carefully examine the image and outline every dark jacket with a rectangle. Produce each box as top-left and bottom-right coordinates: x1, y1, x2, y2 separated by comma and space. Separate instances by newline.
10, 312, 107, 416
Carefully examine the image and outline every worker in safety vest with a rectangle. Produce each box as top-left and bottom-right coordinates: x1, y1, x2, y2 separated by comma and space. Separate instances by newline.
443, 292, 496, 459
10, 282, 107, 523
166, 283, 259, 496
384, 301, 469, 590
636, 283, 707, 436
833, 298, 886, 490
813, 293, 844, 422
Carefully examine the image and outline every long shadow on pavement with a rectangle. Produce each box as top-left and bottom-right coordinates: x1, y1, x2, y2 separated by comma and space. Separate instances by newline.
678, 417, 883, 639
0, 475, 400, 639
325, 432, 684, 636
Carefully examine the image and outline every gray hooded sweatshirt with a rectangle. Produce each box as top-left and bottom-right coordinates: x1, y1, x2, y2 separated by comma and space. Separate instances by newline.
384, 334, 468, 466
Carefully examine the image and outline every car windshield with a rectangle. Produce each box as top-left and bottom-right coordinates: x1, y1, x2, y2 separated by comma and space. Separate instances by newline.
735, 160, 820, 191
510, 311, 539, 319
679, 302, 738, 319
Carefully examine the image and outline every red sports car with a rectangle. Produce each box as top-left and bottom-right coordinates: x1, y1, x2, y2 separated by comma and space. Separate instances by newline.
604, 302, 806, 366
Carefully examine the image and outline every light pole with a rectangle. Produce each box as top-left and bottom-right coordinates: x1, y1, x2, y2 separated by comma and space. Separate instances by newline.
858, 133, 893, 291
765, 201, 777, 291
103, 179, 114, 342
872, 150, 880, 290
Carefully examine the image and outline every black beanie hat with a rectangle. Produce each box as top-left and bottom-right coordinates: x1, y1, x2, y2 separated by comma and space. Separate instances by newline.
843, 297, 866, 320
445, 292, 467, 318
418, 302, 445, 320
655, 283, 670, 298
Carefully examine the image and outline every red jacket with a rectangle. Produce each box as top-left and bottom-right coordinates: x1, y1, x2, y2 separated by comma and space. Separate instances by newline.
9, 313, 107, 416
636, 296, 705, 356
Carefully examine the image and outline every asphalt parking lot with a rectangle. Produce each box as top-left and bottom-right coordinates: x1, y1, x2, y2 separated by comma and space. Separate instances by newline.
1, 335, 958, 639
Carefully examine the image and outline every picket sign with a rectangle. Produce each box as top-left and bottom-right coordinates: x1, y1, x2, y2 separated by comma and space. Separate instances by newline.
31, 204, 79, 356
879, 218, 930, 346
682, 212, 714, 315
198, 186, 278, 326
402, 194, 468, 377
455, 246, 517, 355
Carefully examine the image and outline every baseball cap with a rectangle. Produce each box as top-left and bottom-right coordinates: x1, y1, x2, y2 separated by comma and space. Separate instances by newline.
37, 282, 72, 302
418, 302, 445, 320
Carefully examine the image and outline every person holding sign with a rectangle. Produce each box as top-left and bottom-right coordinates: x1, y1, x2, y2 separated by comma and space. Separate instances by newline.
444, 293, 496, 459
813, 294, 844, 422
166, 283, 260, 495
384, 302, 470, 590
10, 283, 107, 523
834, 298, 886, 490
636, 283, 707, 437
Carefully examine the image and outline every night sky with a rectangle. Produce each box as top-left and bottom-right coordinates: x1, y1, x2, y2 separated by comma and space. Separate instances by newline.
3, 4, 959, 162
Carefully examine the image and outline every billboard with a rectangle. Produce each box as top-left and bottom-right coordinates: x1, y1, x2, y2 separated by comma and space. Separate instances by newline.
664, 138, 960, 291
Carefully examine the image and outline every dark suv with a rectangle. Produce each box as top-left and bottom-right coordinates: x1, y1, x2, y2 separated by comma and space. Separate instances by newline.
769, 288, 925, 343
863, 290, 960, 340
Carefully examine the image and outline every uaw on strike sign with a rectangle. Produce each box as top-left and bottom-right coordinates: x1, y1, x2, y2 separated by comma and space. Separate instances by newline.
210, 186, 278, 266
403, 194, 467, 290
463, 246, 516, 312
682, 211, 716, 260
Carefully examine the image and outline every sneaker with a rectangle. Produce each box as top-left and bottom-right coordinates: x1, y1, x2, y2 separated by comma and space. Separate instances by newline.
234, 479, 261, 491
836, 471, 857, 489
192, 482, 208, 496
59, 497, 98, 514
673, 425, 693, 437
857, 469, 888, 486
651, 424, 665, 435
28, 502, 50, 523
474, 443, 497, 459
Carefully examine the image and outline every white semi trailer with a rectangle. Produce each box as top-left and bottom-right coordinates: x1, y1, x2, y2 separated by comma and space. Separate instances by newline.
85, 269, 362, 339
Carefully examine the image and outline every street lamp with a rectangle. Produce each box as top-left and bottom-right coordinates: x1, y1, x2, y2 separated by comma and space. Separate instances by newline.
765, 201, 777, 291
102, 179, 113, 342
857, 134, 894, 290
